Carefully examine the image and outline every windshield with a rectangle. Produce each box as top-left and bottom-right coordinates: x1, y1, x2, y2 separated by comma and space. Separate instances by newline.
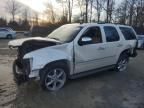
47, 24, 83, 43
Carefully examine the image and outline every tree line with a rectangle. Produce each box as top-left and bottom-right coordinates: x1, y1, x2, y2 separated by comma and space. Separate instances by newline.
0, 0, 144, 31
60, 0, 144, 26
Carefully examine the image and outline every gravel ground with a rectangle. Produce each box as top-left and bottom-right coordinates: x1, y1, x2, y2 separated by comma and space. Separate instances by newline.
0, 50, 144, 108
0, 36, 144, 108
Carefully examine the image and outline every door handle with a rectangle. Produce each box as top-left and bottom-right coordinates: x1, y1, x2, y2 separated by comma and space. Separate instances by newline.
98, 47, 105, 50
117, 44, 123, 47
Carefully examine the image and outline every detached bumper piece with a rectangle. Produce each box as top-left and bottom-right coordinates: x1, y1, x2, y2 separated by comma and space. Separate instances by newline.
13, 59, 30, 85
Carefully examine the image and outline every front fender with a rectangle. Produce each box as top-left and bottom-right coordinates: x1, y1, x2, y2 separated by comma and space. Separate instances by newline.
23, 48, 71, 70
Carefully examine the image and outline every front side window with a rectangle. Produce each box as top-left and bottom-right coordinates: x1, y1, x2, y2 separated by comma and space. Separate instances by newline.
119, 27, 136, 40
80, 26, 102, 44
104, 26, 120, 42
0, 29, 8, 32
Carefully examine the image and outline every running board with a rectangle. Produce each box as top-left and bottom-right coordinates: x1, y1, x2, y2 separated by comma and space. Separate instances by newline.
69, 65, 115, 79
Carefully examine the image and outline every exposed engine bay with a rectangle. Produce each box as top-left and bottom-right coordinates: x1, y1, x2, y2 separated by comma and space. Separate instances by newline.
10, 38, 59, 84
17, 40, 57, 59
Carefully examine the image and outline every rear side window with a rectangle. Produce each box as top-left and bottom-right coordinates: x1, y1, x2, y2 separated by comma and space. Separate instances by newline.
104, 26, 120, 42
119, 27, 136, 40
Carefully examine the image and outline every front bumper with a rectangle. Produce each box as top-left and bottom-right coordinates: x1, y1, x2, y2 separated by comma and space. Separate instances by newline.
13, 59, 31, 85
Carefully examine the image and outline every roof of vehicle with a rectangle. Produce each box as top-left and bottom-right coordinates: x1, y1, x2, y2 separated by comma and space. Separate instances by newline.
65, 23, 131, 28
80, 23, 131, 28
0, 27, 14, 30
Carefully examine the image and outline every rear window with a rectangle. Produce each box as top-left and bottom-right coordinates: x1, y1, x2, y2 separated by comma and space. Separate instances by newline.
119, 27, 136, 40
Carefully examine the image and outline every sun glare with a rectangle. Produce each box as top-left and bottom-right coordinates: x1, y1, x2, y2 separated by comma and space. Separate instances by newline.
17, 0, 47, 13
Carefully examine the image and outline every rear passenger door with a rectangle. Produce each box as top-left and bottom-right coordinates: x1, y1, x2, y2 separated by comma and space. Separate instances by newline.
102, 26, 123, 64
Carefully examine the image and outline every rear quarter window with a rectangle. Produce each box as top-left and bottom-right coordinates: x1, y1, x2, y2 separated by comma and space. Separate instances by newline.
119, 27, 136, 40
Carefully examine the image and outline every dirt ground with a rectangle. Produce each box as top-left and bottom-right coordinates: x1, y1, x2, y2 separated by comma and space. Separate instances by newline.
0, 36, 144, 108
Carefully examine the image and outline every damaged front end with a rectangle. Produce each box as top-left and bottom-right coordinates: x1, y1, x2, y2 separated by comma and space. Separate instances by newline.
9, 38, 58, 85
13, 58, 31, 85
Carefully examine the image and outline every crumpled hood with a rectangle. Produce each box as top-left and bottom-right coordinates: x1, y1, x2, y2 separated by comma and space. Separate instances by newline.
8, 37, 59, 47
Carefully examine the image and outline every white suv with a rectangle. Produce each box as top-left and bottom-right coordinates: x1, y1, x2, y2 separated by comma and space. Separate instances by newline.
8, 23, 137, 91
0, 28, 16, 39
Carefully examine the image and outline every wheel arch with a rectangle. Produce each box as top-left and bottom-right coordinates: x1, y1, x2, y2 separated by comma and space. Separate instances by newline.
7, 34, 12, 36
120, 49, 131, 56
7, 34, 12, 38
116, 48, 131, 62
39, 59, 71, 77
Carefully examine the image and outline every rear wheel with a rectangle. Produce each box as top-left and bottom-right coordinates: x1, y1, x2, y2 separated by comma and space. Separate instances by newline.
115, 53, 129, 72
40, 63, 67, 91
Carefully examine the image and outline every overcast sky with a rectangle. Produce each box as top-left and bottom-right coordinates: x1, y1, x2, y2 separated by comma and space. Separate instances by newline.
0, 0, 123, 21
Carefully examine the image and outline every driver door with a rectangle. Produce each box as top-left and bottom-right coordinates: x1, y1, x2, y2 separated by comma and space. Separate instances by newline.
74, 26, 111, 73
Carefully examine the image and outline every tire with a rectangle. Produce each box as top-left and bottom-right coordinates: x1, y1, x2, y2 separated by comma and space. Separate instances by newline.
7, 34, 13, 39
115, 53, 129, 72
40, 62, 68, 91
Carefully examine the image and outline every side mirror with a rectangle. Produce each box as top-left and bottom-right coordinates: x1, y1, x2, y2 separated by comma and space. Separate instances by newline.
79, 37, 92, 45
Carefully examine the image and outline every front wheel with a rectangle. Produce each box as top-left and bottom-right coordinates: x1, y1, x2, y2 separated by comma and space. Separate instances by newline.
7, 34, 13, 39
40, 63, 67, 91
115, 53, 129, 72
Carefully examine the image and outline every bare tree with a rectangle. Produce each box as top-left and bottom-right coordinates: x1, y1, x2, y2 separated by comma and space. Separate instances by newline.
89, 0, 93, 22
128, 0, 136, 25
22, 8, 29, 21
45, 1, 56, 23
33, 12, 39, 25
135, 0, 144, 26
115, 0, 128, 24
116, 0, 137, 25
84, 0, 89, 23
93, 0, 106, 22
0, 18, 7, 26
106, 0, 115, 23
134, 0, 144, 26
56, 0, 68, 19
5, 0, 20, 22
77, 0, 84, 18
121, 0, 128, 24
66, 0, 73, 23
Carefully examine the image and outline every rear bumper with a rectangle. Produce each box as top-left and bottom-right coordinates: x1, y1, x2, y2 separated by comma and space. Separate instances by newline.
137, 40, 144, 48
129, 48, 137, 57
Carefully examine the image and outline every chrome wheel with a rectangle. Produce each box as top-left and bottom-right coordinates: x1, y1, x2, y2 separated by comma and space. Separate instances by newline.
44, 68, 66, 91
117, 59, 128, 72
